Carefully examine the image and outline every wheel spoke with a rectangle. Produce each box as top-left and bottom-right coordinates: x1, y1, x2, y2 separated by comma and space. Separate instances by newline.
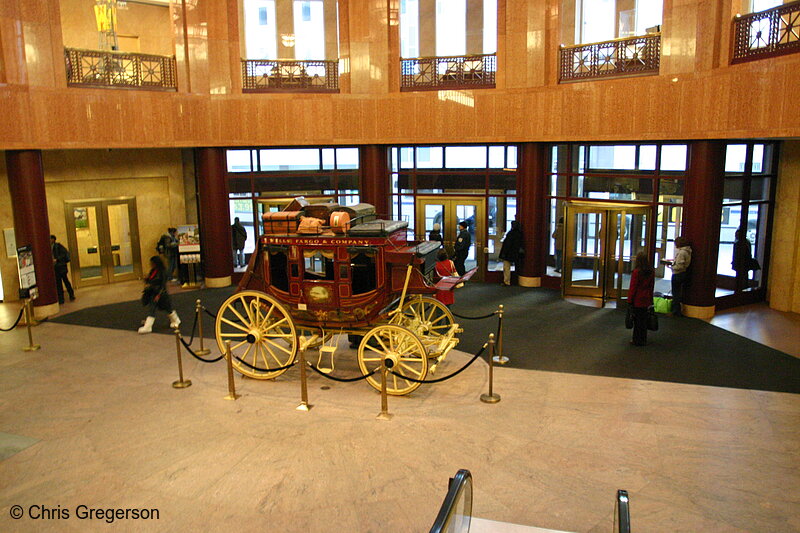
263, 316, 289, 333
361, 356, 382, 362
239, 295, 255, 324
392, 373, 398, 390
364, 344, 386, 356
220, 316, 249, 333
228, 300, 250, 326
260, 303, 275, 328
264, 337, 293, 355
258, 343, 273, 369
373, 335, 391, 354
398, 362, 422, 376
240, 343, 253, 362
400, 356, 425, 363
231, 339, 248, 352
430, 313, 448, 326
262, 341, 284, 366
220, 332, 247, 338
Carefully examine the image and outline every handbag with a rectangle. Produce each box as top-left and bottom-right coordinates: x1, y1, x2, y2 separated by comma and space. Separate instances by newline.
749, 258, 761, 271
647, 306, 659, 331
653, 296, 672, 314
625, 305, 634, 329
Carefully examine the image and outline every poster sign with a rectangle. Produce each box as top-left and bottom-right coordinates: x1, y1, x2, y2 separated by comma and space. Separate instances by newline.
4, 228, 16, 258
17, 245, 38, 299
177, 225, 200, 253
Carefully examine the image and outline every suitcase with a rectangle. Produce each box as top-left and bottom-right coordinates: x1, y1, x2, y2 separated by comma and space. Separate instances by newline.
304, 203, 342, 221
262, 211, 302, 234
330, 211, 351, 234
283, 197, 309, 212
348, 219, 408, 237
338, 203, 377, 225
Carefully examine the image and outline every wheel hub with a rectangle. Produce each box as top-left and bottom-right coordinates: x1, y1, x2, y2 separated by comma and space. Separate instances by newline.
246, 329, 260, 344
383, 353, 398, 369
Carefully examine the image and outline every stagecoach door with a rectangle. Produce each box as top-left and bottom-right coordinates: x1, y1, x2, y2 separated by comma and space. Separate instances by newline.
415, 197, 485, 281
562, 201, 651, 306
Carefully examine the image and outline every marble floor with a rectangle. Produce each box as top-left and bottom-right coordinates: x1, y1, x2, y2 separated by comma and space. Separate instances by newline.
0, 285, 799, 532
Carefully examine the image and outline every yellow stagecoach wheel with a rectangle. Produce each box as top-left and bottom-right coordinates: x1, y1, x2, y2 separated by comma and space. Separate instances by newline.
399, 296, 455, 342
214, 290, 297, 379
357, 324, 428, 396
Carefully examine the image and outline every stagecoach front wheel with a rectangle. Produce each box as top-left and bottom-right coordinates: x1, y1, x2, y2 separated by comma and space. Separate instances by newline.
215, 290, 298, 379
357, 324, 428, 396
399, 296, 455, 345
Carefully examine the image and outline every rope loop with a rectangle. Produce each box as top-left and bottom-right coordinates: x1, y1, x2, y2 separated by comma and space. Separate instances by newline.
306, 363, 379, 382
387, 344, 486, 384
451, 310, 497, 320
179, 335, 225, 363
0, 306, 26, 332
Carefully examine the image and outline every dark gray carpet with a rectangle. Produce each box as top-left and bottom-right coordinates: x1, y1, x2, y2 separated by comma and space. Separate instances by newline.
51, 283, 800, 394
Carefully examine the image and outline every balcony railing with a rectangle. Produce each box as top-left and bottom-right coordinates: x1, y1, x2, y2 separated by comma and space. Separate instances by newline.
241, 59, 339, 93
400, 54, 496, 91
732, 1, 800, 63
559, 34, 661, 83
65, 48, 177, 90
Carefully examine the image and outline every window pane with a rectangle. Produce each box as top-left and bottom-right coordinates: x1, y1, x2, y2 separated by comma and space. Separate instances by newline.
230, 199, 256, 256
725, 144, 748, 173
400, 0, 420, 58
391, 147, 399, 171
417, 173, 485, 193
259, 148, 321, 171
551, 145, 569, 173
657, 178, 684, 203
254, 174, 333, 193
550, 174, 568, 197
752, 0, 782, 12
750, 176, 770, 201
417, 147, 444, 168
227, 150, 253, 172
391, 172, 399, 194
337, 174, 358, 190
588, 145, 636, 170
322, 148, 335, 169
488, 146, 505, 168
579, 0, 616, 43
398, 173, 413, 194
293, 0, 325, 60
436, 0, 466, 56
336, 148, 359, 169
506, 146, 518, 169
639, 145, 657, 171
229, 178, 252, 194
660, 145, 687, 171
400, 147, 414, 169
635, 0, 663, 35
723, 178, 745, 203
483, 0, 498, 54
244, 0, 277, 59
751, 144, 764, 173
445, 146, 487, 168
571, 175, 654, 202
489, 173, 515, 192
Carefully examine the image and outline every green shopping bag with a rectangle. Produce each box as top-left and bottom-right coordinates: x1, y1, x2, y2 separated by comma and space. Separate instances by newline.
653, 296, 672, 314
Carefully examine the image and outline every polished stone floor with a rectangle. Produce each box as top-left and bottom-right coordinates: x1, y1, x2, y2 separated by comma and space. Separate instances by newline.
0, 284, 799, 532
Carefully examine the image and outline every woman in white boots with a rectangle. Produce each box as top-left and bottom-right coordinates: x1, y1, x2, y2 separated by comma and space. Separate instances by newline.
139, 256, 180, 334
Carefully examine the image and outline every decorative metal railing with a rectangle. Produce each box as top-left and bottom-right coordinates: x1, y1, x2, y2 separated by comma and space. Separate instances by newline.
65, 48, 177, 90
559, 34, 661, 83
732, 1, 800, 63
400, 53, 496, 91
241, 59, 339, 92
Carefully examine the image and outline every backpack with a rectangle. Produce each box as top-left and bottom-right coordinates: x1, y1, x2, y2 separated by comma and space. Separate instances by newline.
156, 235, 169, 254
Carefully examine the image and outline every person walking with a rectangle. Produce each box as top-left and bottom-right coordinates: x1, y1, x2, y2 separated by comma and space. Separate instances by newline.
50, 235, 75, 304
434, 250, 458, 306
627, 251, 655, 346
158, 227, 179, 282
453, 220, 471, 276
231, 217, 248, 268
428, 223, 443, 246
664, 236, 692, 317
552, 217, 564, 273
138, 256, 181, 334
498, 220, 523, 286
732, 228, 758, 292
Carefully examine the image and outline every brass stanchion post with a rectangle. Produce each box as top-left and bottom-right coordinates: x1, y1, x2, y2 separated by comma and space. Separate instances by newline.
480, 333, 501, 403
492, 304, 509, 365
195, 299, 210, 356
376, 359, 393, 420
172, 328, 192, 389
224, 340, 239, 400
22, 300, 40, 352
296, 343, 311, 411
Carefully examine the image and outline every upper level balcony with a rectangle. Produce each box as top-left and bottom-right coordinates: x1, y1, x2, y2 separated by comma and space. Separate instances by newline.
64, 48, 177, 91
732, 1, 800, 64
400, 54, 497, 92
241, 59, 339, 93
559, 33, 661, 83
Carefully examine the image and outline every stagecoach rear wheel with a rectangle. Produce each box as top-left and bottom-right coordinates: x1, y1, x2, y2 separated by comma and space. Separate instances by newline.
357, 324, 428, 396
215, 290, 298, 379
399, 296, 455, 348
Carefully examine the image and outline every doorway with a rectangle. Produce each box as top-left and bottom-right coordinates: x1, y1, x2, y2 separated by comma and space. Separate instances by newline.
415, 196, 485, 281
562, 201, 652, 306
64, 198, 142, 288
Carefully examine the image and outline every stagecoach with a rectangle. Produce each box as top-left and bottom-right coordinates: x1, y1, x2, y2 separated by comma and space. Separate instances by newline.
213, 199, 473, 395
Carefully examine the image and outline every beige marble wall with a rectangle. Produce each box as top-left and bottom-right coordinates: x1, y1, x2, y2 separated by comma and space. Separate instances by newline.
769, 140, 800, 313
0, 156, 20, 302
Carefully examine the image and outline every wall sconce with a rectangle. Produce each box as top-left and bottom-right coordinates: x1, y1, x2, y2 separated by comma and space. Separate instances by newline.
281, 34, 296, 48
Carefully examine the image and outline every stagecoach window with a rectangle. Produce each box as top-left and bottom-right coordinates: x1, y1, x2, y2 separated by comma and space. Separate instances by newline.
303, 249, 335, 280
350, 248, 377, 295
268, 246, 289, 292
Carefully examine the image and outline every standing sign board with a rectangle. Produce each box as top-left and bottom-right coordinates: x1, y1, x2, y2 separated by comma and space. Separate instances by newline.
17, 245, 38, 300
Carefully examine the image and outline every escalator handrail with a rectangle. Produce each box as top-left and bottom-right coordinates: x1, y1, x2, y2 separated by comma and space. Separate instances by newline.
430, 469, 473, 533
616, 489, 631, 533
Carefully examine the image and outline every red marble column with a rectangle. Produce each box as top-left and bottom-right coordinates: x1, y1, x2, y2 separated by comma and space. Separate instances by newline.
516, 143, 547, 286
195, 147, 232, 287
358, 145, 390, 216
5, 150, 59, 315
682, 140, 726, 315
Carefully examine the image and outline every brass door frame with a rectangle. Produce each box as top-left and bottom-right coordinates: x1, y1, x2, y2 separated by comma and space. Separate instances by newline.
562, 201, 652, 306
64, 197, 142, 288
415, 196, 486, 281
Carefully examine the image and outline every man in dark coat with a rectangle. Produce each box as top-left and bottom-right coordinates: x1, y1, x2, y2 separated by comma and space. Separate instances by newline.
498, 220, 523, 286
453, 220, 471, 276
51, 235, 75, 304
231, 217, 248, 268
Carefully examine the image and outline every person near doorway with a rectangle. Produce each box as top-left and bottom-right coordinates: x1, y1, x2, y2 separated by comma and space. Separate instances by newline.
434, 250, 458, 306
428, 223, 443, 246
454, 220, 471, 276
232, 217, 248, 268
50, 235, 75, 304
498, 220, 523, 286
627, 251, 655, 346
663, 236, 692, 317
157, 227, 179, 282
552, 217, 564, 273
732, 228, 759, 291
138, 256, 181, 334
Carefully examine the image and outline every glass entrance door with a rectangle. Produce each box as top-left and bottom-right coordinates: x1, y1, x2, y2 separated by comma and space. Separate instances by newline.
65, 198, 142, 288
563, 202, 651, 305
415, 197, 485, 280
